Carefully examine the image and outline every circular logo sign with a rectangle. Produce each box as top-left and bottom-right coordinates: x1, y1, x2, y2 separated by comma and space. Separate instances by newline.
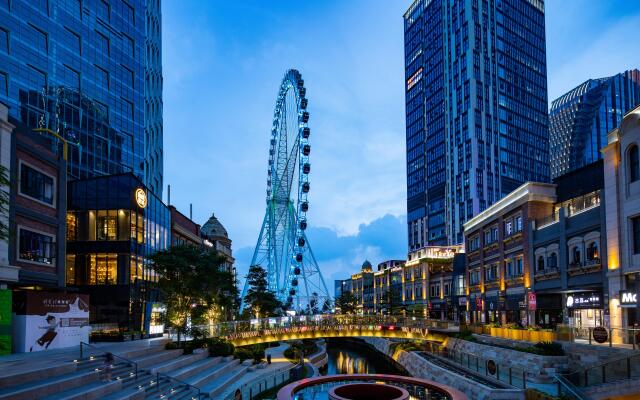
566, 295, 574, 308
135, 188, 147, 208
592, 326, 608, 343
487, 360, 497, 375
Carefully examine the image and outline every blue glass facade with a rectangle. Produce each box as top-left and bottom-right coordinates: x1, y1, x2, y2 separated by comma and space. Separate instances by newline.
0, 0, 162, 194
549, 69, 640, 178
404, 0, 549, 249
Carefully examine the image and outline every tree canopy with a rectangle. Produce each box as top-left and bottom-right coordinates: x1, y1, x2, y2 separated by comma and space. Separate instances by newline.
335, 291, 358, 314
243, 265, 282, 318
150, 245, 238, 340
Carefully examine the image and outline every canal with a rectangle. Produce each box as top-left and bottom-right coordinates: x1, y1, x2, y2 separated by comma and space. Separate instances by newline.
320, 338, 408, 376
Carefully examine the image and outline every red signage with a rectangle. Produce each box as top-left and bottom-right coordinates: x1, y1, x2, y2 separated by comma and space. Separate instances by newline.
475, 297, 483, 311
527, 292, 537, 311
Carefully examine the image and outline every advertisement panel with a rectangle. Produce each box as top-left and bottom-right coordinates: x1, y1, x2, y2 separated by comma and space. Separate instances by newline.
12, 291, 90, 353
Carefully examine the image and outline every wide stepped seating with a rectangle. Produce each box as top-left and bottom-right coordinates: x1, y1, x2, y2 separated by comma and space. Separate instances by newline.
0, 343, 250, 400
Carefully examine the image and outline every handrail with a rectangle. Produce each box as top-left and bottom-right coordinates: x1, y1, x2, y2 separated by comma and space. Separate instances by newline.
195, 314, 458, 340
554, 374, 586, 400
79, 341, 138, 379
560, 351, 640, 387
79, 342, 204, 398
155, 371, 203, 399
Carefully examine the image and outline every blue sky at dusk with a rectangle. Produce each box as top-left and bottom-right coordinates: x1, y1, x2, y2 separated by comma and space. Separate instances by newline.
161, 0, 640, 286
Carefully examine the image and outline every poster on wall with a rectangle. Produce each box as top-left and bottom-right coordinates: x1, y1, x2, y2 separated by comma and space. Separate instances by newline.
12, 291, 90, 353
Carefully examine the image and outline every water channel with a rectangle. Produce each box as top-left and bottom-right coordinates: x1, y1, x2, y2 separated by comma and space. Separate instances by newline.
320, 338, 406, 376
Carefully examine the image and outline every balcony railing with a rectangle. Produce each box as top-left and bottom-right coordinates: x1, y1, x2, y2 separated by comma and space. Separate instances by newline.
536, 212, 559, 229
568, 259, 602, 275
535, 267, 560, 280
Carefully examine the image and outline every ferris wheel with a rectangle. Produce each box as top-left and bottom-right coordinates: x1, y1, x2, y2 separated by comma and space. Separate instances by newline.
241, 69, 330, 313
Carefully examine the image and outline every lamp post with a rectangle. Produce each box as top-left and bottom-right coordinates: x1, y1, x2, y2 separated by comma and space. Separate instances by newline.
33, 128, 70, 161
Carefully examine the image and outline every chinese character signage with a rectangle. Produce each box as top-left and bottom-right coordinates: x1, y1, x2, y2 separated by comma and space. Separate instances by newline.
566, 292, 603, 309
527, 292, 537, 311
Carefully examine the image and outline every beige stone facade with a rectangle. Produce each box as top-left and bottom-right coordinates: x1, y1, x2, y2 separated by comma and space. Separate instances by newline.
602, 105, 640, 343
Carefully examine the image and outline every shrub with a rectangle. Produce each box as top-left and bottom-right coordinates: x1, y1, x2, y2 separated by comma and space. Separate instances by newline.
182, 338, 206, 355
301, 339, 319, 356
284, 347, 301, 362
207, 338, 234, 357
234, 348, 253, 361
533, 341, 564, 356
251, 344, 266, 363
164, 341, 179, 350
454, 328, 477, 342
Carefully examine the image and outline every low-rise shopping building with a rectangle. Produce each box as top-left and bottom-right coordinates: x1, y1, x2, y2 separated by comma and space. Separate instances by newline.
531, 161, 607, 330
201, 213, 235, 276
602, 105, 640, 343
403, 246, 464, 320
6, 112, 67, 290
351, 260, 374, 314
373, 260, 404, 314
65, 173, 170, 335
464, 183, 556, 326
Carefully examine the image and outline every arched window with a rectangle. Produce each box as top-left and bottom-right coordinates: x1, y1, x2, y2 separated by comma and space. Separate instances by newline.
548, 253, 558, 269
537, 255, 545, 272
629, 145, 640, 182
587, 242, 599, 261
572, 246, 581, 265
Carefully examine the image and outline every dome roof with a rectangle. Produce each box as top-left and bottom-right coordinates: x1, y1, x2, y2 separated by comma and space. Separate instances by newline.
361, 260, 372, 271
201, 213, 228, 238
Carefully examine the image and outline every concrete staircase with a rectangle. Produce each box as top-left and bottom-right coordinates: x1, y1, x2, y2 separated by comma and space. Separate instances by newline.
0, 344, 205, 400
0, 342, 256, 400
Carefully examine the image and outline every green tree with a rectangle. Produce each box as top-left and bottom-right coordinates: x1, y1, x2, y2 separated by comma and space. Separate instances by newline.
321, 298, 332, 313
243, 265, 282, 318
335, 291, 357, 314
306, 292, 319, 315
150, 245, 238, 344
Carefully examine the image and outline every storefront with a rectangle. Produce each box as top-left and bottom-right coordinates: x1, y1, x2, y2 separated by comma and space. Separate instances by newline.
534, 293, 563, 329
485, 295, 500, 324
566, 291, 604, 328
504, 294, 527, 326
66, 173, 170, 335
623, 274, 640, 330
470, 295, 484, 324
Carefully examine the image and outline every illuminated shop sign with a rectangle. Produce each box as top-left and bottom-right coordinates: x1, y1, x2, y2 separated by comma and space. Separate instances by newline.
620, 290, 638, 308
566, 292, 602, 309
135, 188, 147, 208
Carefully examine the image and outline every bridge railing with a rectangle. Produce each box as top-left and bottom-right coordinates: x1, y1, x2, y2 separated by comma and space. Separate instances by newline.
195, 314, 458, 340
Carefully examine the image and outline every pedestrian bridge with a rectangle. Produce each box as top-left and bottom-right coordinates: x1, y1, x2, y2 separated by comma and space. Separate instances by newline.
201, 315, 459, 346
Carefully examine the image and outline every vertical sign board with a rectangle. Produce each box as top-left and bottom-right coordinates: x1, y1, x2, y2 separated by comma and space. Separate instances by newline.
0, 290, 11, 355
12, 291, 90, 353
527, 292, 537, 311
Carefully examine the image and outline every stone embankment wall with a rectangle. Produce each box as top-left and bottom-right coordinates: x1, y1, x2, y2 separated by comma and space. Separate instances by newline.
447, 337, 568, 381
363, 338, 525, 400
472, 334, 639, 369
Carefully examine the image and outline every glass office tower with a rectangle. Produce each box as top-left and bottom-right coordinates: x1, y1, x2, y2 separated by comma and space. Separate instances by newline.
0, 0, 162, 195
404, 0, 549, 249
549, 69, 640, 178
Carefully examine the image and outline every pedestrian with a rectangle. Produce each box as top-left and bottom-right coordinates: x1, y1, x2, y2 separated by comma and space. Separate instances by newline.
102, 352, 114, 382
267, 354, 272, 364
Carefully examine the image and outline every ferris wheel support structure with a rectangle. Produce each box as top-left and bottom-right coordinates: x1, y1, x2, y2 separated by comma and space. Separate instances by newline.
240, 69, 330, 314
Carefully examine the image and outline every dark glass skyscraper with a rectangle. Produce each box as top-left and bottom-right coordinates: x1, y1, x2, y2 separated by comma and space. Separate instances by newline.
0, 0, 162, 195
404, 0, 549, 249
549, 69, 640, 178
